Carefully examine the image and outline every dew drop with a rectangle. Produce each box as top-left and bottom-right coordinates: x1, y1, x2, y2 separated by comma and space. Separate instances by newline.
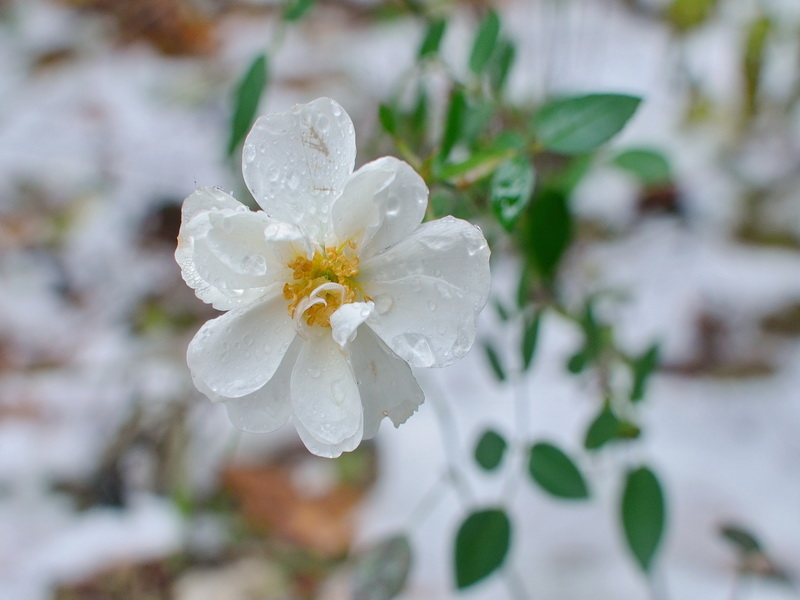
316, 114, 330, 131
243, 334, 254, 347
427, 300, 437, 311
309, 367, 321, 378
332, 380, 346, 404
243, 144, 256, 163
240, 254, 267, 276
331, 103, 342, 117
287, 170, 300, 190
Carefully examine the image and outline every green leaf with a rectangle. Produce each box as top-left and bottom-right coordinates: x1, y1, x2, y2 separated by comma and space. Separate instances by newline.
566, 350, 587, 374
469, 11, 500, 75
488, 38, 515, 93
418, 18, 447, 58
283, 0, 316, 21
584, 407, 621, 450
483, 342, 506, 382
475, 430, 507, 471
227, 54, 268, 156
436, 147, 511, 183
720, 524, 763, 556
454, 508, 511, 589
378, 103, 398, 136
613, 149, 672, 185
491, 157, 535, 232
528, 442, 589, 499
666, 0, 719, 32
440, 87, 467, 160
580, 300, 605, 361
521, 311, 541, 371
528, 188, 572, 279
351, 535, 412, 600
533, 94, 642, 155
621, 466, 666, 572
630, 344, 659, 403
743, 16, 772, 117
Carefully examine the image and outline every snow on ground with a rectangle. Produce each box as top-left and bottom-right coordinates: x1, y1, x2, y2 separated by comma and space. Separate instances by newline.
0, 0, 799, 599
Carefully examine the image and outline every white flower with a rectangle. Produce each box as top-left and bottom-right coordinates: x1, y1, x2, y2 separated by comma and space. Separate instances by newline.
176, 97, 490, 458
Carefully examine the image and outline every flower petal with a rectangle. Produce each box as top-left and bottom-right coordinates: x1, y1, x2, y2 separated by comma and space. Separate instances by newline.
294, 415, 362, 458
176, 188, 262, 310
331, 157, 427, 257
242, 98, 356, 240
223, 338, 301, 433
359, 216, 491, 312
187, 292, 296, 398
364, 276, 478, 367
357, 216, 491, 367
177, 188, 307, 311
330, 301, 374, 348
291, 334, 363, 447
349, 326, 424, 439
181, 186, 244, 223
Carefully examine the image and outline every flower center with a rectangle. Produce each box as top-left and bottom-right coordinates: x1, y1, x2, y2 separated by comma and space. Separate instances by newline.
283, 241, 364, 328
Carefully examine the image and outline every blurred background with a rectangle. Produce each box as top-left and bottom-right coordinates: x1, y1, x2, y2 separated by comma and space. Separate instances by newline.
1, 0, 800, 598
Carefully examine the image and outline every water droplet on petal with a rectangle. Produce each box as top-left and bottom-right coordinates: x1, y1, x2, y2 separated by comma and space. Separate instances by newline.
243, 334, 254, 347
243, 144, 256, 163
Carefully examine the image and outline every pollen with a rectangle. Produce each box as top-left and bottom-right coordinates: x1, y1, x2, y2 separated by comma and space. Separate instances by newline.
283, 241, 365, 327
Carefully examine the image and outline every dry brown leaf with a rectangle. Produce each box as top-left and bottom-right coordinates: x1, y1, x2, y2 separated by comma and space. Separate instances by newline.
223, 463, 365, 558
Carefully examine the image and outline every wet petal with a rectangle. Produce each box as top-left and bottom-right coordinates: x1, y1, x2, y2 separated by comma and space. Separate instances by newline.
187, 292, 296, 398
291, 334, 363, 447
294, 414, 362, 458
176, 188, 265, 310
242, 98, 356, 240
364, 276, 478, 368
359, 216, 491, 312
350, 326, 424, 439
330, 301, 374, 348
223, 338, 301, 433
331, 157, 427, 257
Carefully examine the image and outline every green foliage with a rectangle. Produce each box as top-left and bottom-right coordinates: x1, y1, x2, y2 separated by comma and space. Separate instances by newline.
613, 149, 672, 185
533, 94, 642, 155
528, 442, 590, 499
491, 157, 535, 232
378, 103, 398, 136
743, 16, 772, 117
568, 300, 607, 373
667, 0, 719, 32
227, 54, 268, 156
720, 524, 763, 555
584, 407, 621, 451
527, 188, 573, 280
488, 38, 515, 93
440, 87, 467, 161
474, 430, 508, 471
454, 508, 511, 588
469, 11, 500, 75
621, 466, 666, 572
521, 310, 541, 371
283, 0, 316, 21
419, 19, 447, 58
630, 344, 660, 403
351, 535, 412, 600
483, 342, 506, 382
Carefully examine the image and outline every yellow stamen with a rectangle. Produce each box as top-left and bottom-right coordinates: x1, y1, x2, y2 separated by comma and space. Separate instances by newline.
283, 241, 367, 328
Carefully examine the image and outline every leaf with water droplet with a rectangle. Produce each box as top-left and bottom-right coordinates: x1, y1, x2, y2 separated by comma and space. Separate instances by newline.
491, 157, 535, 232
